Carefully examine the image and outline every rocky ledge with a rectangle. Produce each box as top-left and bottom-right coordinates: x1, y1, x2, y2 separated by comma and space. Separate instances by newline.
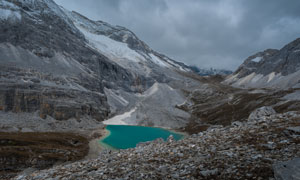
16, 107, 300, 180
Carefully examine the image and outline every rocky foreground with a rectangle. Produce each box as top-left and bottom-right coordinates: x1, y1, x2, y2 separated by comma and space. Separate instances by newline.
15, 107, 300, 180
0, 132, 89, 179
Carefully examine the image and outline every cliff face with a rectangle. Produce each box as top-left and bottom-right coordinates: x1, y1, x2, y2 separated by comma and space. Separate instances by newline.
0, 84, 109, 121
0, 65, 110, 121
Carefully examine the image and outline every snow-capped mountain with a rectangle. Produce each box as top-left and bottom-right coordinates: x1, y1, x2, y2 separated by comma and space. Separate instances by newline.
224, 38, 300, 89
0, 0, 198, 130
63, 10, 192, 77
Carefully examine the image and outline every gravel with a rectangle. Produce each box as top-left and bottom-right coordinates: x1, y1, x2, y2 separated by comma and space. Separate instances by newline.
16, 110, 300, 180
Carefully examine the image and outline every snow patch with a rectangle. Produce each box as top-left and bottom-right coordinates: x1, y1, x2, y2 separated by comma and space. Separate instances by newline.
251, 57, 262, 63
103, 108, 136, 125
267, 72, 276, 82
0, 1, 19, 9
163, 58, 189, 72
0, 8, 21, 21
149, 54, 169, 67
75, 24, 145, 63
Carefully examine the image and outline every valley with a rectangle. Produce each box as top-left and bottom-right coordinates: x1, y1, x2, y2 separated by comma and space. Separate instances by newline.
0, 0, 299, 179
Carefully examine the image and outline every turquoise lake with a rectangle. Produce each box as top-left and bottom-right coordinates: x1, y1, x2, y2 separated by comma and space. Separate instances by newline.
100, 125, 184, 149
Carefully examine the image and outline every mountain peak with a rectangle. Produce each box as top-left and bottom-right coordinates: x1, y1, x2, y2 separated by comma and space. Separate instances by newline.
224, 37, 300, 89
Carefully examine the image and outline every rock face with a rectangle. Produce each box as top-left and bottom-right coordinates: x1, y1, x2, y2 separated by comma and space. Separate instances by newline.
0, 83, 108, 121
248, 106, 276, 122
273, 158, 300, 180
224, 38, 300, 89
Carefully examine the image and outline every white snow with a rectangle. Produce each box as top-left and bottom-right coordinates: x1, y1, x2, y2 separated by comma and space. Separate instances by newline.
0, 1, 19, 8
103, 108, 136, 125
149, 54, 169, 67
65, 9, 190, 72
163, 57, 189, 72
0, 8, 21, 20
267, 72, 276, 82
75, 24, 145, 63
251, 57, 262, 62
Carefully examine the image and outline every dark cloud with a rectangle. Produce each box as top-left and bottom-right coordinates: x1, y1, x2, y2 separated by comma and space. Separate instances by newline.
54, 0, 300, 70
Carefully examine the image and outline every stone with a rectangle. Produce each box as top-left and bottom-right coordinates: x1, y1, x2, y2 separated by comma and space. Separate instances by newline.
200, 169, 219, 177
248, 106, 276, 122
232, 121, 243, 127
273, 158, 300, 180
286, 127, 300, 135
12, 111, 300, 180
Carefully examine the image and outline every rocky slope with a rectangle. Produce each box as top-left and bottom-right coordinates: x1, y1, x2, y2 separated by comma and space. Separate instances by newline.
0, 0, 200, 131
1, 0, 300, 179
224, 38, 300, 89
16, 108, 300, 179
175, 74, 300, 134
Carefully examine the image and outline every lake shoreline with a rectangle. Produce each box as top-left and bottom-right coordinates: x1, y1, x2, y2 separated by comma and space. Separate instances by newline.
100, 125, 185, 149
89, 125, 187, 154
85, 126, 111, 159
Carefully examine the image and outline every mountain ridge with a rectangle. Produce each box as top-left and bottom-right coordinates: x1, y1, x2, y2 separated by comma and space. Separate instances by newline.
1, 0, 300, 179
224, 38, 300, 88
0, 0, 200, 131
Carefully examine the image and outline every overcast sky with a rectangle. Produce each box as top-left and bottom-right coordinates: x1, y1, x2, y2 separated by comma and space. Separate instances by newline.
54, 0, 300, 70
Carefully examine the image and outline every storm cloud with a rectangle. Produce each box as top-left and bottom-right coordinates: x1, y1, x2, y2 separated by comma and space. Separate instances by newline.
54, 0, 300, 70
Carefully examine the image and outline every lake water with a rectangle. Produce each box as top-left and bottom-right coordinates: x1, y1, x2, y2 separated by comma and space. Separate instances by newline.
100, 125, 184, 149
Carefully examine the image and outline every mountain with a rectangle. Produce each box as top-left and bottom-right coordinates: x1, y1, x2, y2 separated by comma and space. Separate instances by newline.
224, 38, 300, 89
1, 0, 299, 139
189, 66, 232, 76
0, 0, 201, 132
1, 0, 300, 179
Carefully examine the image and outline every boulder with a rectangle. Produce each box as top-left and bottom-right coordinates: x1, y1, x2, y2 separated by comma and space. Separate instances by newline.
273, 158, 300, 180
248, 106, 276, 122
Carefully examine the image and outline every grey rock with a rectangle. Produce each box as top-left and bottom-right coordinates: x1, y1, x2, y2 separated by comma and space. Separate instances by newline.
200, 169, 219, 177
231, 121, 243, 127
273, 158, 300, 180
287, 127, 300, 135
14, 111, 300, 180
248, 106, 276, 122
